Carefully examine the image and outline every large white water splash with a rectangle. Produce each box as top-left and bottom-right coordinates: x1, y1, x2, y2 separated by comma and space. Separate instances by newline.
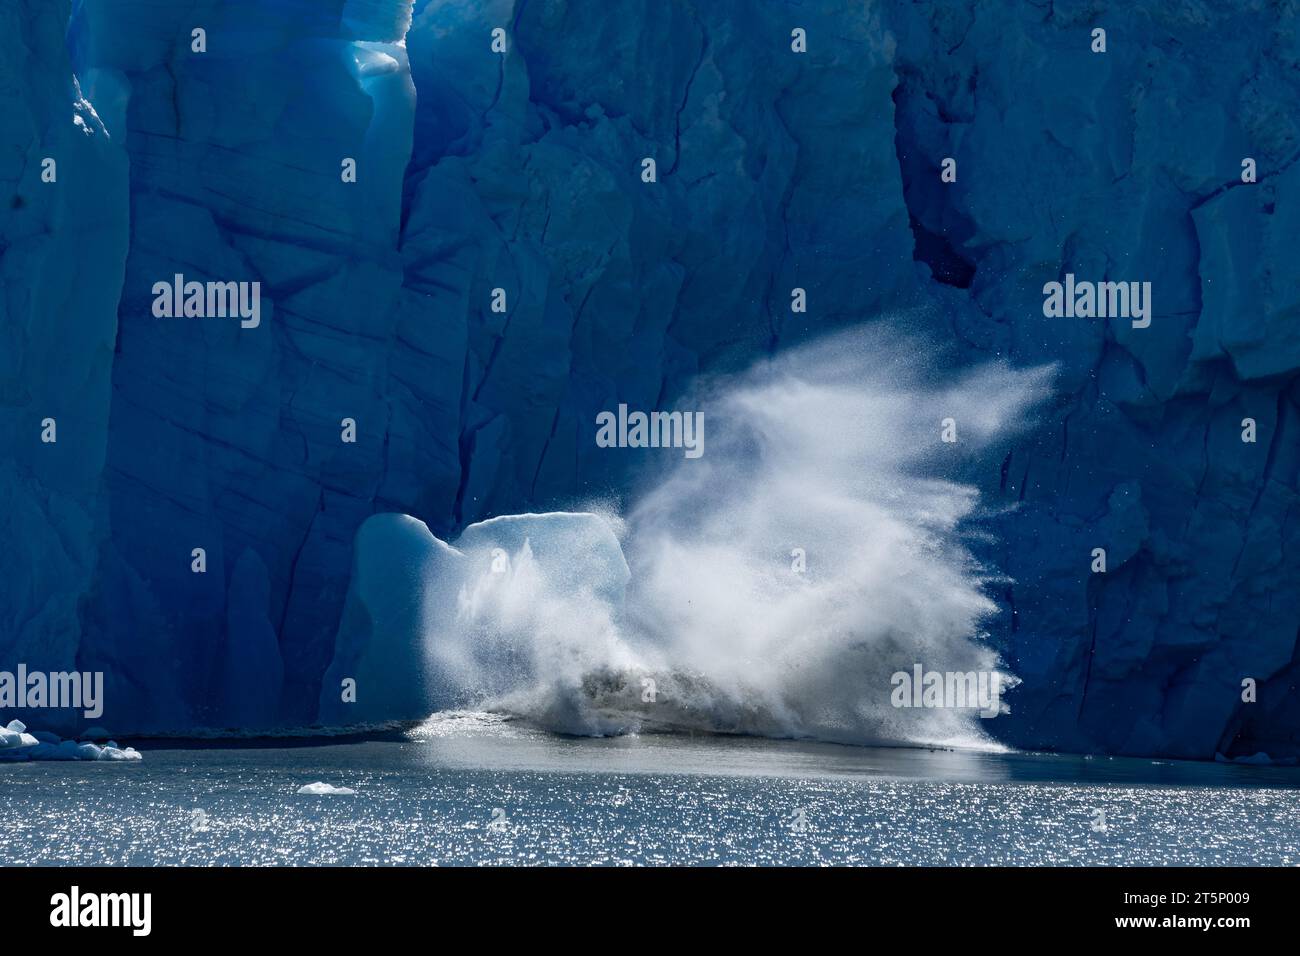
326, 328, 1053, 749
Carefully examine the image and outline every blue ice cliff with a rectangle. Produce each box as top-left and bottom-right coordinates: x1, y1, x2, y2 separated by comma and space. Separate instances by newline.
1, 0, 1297, 760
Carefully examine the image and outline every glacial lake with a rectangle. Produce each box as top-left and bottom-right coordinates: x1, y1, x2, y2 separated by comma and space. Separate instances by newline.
5, 713, 1299, 866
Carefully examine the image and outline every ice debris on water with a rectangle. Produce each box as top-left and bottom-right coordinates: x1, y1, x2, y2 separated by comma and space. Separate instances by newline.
0, 720, 142, 761
296, 782, 356, 795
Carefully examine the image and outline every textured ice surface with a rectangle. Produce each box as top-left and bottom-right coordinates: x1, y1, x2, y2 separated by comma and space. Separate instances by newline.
0, 0, 1297, 757
0, 0, 128, 735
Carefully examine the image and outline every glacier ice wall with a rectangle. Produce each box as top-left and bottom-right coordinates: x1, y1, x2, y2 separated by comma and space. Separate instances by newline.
0, 0, 1296, 757
885, 0, 1300, 759
0, 0, 128, 717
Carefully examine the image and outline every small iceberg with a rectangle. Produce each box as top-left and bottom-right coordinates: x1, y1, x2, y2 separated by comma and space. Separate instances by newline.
1234, 752, 1274, 765
0, 720, 142, 761
296, 781, 356, 796
0, 719, 38, 752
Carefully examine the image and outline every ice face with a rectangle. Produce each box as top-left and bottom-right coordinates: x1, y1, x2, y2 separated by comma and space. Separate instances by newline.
318, 513, 464, 726
0, 0, 128, 736
2, 0, 1297, 757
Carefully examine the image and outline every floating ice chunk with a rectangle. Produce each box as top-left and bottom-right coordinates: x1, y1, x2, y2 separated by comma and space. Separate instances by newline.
33, 742, 72, 760
0, 721, 36, 752
99, 745, 142, 761
1235, 752, 1273, 765
297, 782, 356, 795
1217, 751, 1276, 765
0, 722, 127, 760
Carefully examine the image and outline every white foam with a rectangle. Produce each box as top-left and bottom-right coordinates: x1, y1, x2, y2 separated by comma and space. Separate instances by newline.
418, 328, 1051, 749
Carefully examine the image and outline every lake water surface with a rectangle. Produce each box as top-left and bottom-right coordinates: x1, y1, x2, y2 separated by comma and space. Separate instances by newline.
5, 713, 1299, 866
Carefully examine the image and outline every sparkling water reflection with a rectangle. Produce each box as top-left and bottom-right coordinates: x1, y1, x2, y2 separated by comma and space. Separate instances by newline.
5, 716, 1299, 866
